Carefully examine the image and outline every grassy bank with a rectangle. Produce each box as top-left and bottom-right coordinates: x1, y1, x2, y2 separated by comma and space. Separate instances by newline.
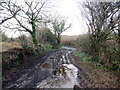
72, 50, 119, 88
72, 51, 109, 71
2, 42, 59, 81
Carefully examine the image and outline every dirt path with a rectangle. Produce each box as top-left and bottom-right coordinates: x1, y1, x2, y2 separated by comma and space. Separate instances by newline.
3, 48, 84, 89
2, 51, 58, 88
3, 47, 118, 89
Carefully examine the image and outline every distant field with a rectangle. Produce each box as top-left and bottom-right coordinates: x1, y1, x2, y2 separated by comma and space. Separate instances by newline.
0, 42, 21, 52
61, 35, 78, 42
0, 35, 78, 52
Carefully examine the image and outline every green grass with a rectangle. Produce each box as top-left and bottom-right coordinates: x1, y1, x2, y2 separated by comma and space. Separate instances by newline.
73, 51, 92, 63
95, 64, 108, 71
39, 44, 60, 55
72, 51, 109, 71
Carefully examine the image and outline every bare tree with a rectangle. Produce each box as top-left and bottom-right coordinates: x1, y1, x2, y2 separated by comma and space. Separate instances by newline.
81, 1, 119, 62
1, 0, 49, 53
51, 17, 71, 44
0, 0, 19, 24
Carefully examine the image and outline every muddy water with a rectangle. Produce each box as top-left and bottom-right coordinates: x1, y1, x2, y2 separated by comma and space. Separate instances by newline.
3, 47, 79, 89
36, 49, 79, 88
62, 46, 76, 51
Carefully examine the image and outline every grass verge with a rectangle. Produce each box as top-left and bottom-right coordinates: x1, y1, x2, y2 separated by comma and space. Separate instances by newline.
72, 51, 109, 71
72, 50, 119, 88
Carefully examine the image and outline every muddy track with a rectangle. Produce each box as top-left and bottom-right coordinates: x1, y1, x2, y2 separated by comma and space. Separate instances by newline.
2, 48, 92, 89
2, 51, 58, 88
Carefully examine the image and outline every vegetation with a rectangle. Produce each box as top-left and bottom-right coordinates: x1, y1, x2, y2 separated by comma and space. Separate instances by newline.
0, 42, 21, 52
51, 17, 71, 45
61, 35, 78, 47
0, 30, 9, 42
73, 51, 108, 71
0, 0, 70, 53
36, 27, 58, 49
75, 2, 120, 75
17, 35, 29, 49
2, 48, 34, 72
0, 0, 50, 53
1, 0, 119, 87
0, 0, 70, 78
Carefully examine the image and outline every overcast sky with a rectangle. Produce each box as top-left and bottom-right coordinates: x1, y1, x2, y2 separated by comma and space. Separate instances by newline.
2, 0, 88, 38
52, 0, 87, 35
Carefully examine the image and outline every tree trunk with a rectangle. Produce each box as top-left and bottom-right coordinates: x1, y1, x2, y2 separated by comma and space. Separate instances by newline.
118, 14, 120, 58
31, 31, 39, 54
57, 34, 61, 44
31, 21, 40, 54
32, 33, 37, 47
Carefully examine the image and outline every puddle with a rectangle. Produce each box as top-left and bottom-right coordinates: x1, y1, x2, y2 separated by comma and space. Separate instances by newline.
37, 63, 79, 88
41, 62, 52, 69
36, 50, 79, 88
